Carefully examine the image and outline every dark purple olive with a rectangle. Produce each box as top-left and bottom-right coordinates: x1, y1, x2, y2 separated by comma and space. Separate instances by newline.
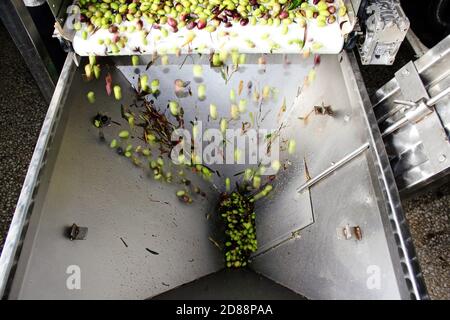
109, 25, 118, 33
313, 0, 320, 4
240, 18, 249, 26
225, 22, 232, 28
180, 13, 188, 22
186, 20, 197, 30
313, 12, 319, 18
211, 6, 220, 14
171, 26, 178, 33
136, 20, 143, 30
314, 54, 321, 65
197, 19, 207, 29
328, 6, 336, 14
167, 17, 178, 28
279, 11, 288, 19
224, 9, 234, 17
153, 24, 161, 29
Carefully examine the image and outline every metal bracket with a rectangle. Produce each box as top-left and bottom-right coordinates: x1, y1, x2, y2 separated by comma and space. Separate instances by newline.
381, 80, 450, 137
381, 61, 447, 137
380, 74, 450, 183
358, 0, 409, 65
395, 61, 429, 103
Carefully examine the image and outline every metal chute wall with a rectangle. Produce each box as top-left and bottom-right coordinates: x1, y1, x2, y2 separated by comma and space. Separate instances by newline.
250, 54, 407, 299
9, 65, 223, 299
116, 54, 315, 191
8, 53, 414, 300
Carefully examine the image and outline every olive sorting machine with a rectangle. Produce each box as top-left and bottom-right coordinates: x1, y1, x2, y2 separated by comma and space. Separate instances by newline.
0, 0, 449, 300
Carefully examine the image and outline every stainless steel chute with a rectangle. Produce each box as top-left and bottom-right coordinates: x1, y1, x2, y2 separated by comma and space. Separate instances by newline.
0, 48, 427, 299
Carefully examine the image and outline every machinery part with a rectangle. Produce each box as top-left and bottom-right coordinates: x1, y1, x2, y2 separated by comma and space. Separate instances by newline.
372, 35, 450, 196
297, 142, 370, 193
60, 1, 356, 56
0, 0, 58, 103
395, 61, 430, 103
0, 52, 76, 297
0, 51, 427, 299
358, 0, 410, 65
382, 86, 450, 137
405, 29, 429, 58
342, 0, 366, 50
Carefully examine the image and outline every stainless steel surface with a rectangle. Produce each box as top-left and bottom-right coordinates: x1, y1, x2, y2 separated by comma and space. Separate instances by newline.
405, 29, 429, 58
115, 55, 317, 257
46, 0, 71, 21
358, 0, 409, 65
381, 86, 450, 138
350, 0, 363, 12
373, 35, 450, 195
296, 143, 370, 193
427, 86, 450, 107
0, 52, 76, 298
251, 52, 427, 299
395, 61, 429, 103
1, 52, 426, 299
114, 54, 315, 188
0, 0, 58, 103
6, 57, 224, 300
344, 0, 359, 36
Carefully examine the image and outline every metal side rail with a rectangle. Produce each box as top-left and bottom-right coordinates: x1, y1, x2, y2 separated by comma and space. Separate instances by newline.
372, 35, 450, 196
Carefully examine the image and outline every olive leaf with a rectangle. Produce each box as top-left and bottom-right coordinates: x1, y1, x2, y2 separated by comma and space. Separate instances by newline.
288, 0, 303, 10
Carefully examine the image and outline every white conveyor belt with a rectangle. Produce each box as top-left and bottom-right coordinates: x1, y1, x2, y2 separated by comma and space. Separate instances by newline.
61, 1, 353, 56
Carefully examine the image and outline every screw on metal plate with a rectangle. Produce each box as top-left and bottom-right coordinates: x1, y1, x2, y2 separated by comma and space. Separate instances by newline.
353, 226, 363, 241
343, 224, 352, 240
67, 223, 88, 241
337, 225, 363, 241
